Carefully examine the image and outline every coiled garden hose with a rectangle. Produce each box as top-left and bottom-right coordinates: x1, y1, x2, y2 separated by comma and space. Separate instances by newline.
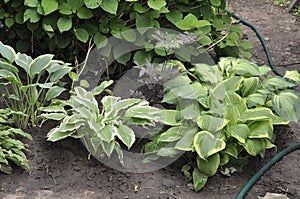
225, 11, 300, 199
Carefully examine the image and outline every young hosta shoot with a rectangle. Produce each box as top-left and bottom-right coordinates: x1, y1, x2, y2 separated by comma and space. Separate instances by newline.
0, 108, 32, 174
145, 57, 300, 191
0, 42, 72, 128
42, 80, 178, 164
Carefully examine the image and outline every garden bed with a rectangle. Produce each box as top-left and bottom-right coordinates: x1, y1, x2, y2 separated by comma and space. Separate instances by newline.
0, 0, 300, 198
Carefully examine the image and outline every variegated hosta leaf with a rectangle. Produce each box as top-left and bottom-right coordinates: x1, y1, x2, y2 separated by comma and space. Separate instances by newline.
193, 168, 208, 192
157, 147, 181, 157
193, 63, 223, 85
197, 115, 228, 133
243, 138, 267, 157
174, 126, 198, 151
193, 131, 226, 160
72, 87, 99, 113
125, 105, 162, 121
91, 80, 114, 95
248, 121, 274, 140
272, 90, 300, 122
284, 70, 300, 84
101, 140, 115, 158
28, 54, 54, 78
246, 93, 267, 107
262, 76, 295, 90
241, 77, 259, 97
226, 124, 250, 144
0, 41, 16, 63
116, 125, 135, 148
230, 58, 260, 76
239, 107, 274, 122
221, 76, 243, 92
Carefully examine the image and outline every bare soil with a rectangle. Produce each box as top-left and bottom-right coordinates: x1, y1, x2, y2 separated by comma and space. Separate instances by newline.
1, 0, 300, 198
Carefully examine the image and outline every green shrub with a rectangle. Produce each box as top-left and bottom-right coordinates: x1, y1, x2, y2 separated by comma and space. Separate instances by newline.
0, 0, 252, 64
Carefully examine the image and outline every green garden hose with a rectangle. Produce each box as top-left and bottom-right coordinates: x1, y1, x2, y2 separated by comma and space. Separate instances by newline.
226, 11, 300, 199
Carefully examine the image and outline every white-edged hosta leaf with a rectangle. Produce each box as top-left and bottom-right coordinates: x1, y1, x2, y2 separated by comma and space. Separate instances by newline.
196, 153, 220, 176
0, 60, 19, 74
114, 142, 124, 166
49, 66, 72, 81
15, 53, 32, 73
240, 107, 274, 122
180, 100, 201, 122
226, 124, 250, 144
101, 140, 115, 158
0, 69, 21, 85
125, 105, 161, 121
262, 76, 295, 90
29, 54, 54, 78
222, 76, 243, 91
159, 127, 183, 142
90, 136, 102, 153
157, 109, 179, 126
40, 113, 67, 120
45, 86, 66, 101
116, 125, 135, 148
0, 41, 16, 63
222, 144, 238, 159
246, 93, 267, 107
101, 95, 119, 113
231, 58, 260, 76
193, 63, 223, 85
243, 138, 266, 157
225, 90, 247, 114
241, 77, 259, 97
99, 125, 116, 142
193, 131, 226, 160
197, 115, 228, 133
157, 147, 180, 157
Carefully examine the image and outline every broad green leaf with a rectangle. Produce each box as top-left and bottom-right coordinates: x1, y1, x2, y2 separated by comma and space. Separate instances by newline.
166, 10, 182, 24
248, 121, 274, 140
147, 0, 166, 10
58, 3, 72, 15
0, 61, 19, 74
222, 76, 243, 91
101, 140, 115, 157
45, 86, 66, 101
194, 131, 226, 160
231, 58, 260, 76
197, 115, 228, 133
210, 0, 221, 7
0, 41, 16, 63
39, 105, 67, 113
175, 14, 200, 30
23, 8, 41, 23
223, 144, 238, 159
100, 0, 118, 15
240, 107, 274, 122
125, 106, 161, 121
91, 80, 113, 95
49, 66, 72, 81
94, 32, 108, 49
284, 70, 300, 83
67, 0, 84, 10
199, 35, 212, 45
0, 69, 21, 85
133, 51, 152, 65
180, 101, 201, 122
120, 27, 137, 42
244, 138, 267, 157
246, 93, 267, 107
197, 153, 220, 176
77, 7, 93, 19
193, 168, 208, 192
193, 64, 222, 85
41, 0, 58, 15
258, 65, 271, 75
24, 0, 39, 7
29, 54, 54, 78
227, 124, 250, 144
116, 125, 135, 148
175, 126, 198, 151
57, 17, 72, 33
75, 28, 89, 43
272, 90, 300, 122
84, 0, 101, 9
262, 76, 294, 90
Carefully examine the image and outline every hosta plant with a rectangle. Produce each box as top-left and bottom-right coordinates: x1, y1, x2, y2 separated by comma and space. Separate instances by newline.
0, 41, 72, 128
144, 57, 300, 191
41, 80, 178, 164
0, 108, 32, 174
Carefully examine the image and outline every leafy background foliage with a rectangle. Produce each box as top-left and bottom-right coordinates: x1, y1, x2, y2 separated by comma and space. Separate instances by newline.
0, 0, 252, 64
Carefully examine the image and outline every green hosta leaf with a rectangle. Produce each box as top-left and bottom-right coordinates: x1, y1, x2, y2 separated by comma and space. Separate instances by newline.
193, 168, 208, 192
50, 67, 72, 81
45, 86, 66, 101
101, 140, 115, 157
125, 106, 161, 121
29, 54, 54, 78
194, 131, 226, 160
175, 126, 198, 151
40, 113, 67, 120
240, 107, 274, 122
100, 0, 118, 15
227, 124, 250, 144
84, 0, 101, 9
157, 110, 179, 126
248, 121, 274, 140
244, 138, 267, 157
241, 77, 259, 97
99, 125, 116, 142
197, 153, 220, 176
272, 90, 300, 122
0, 41, 16, 63
0, 61, 19, 74
284, 70, 300, 83
262, 76, 295, 90
116, 125, 135, 148
259, 65, 271, 75
222, 76, 243, 91
41, 0, 58, 15
147, 0, 166, 10
223, 144, 238, 159
57, 17, 72, 33
246, 93, 267, 107
75, 28, 89, 43
77, 7, 93, 19
180, 101, 201, 122
197, 115, 228, 133
159, 127, 183, 142
225, 91, 247, 114
193, 64, 222, 85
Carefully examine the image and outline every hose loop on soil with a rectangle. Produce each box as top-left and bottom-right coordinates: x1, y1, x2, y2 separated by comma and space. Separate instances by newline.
226, 11, 300, 199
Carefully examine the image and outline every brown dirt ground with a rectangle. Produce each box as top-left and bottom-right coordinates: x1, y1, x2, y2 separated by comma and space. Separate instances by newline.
1, 0, 300, 198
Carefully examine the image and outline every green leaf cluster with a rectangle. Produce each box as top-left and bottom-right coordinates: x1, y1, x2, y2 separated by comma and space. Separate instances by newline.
0, 0, 251, 64
0, 108, 32, 174
0, 41, 72, 128
145, 57, 300, 191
